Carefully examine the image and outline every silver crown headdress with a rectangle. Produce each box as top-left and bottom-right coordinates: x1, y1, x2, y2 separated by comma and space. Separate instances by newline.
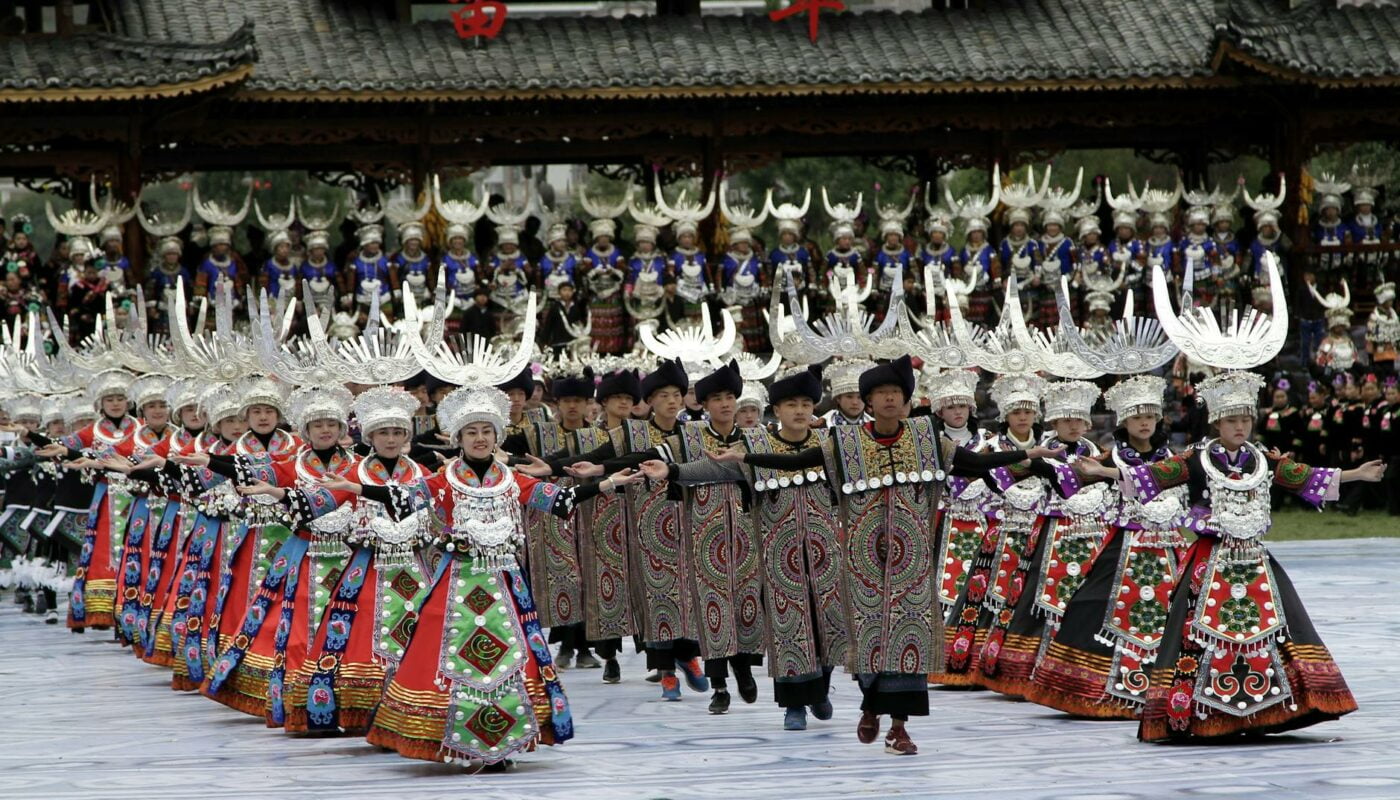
926, 368, 978, 408
137, 186, 193, 239
1152, 251, 1288, 369
64, 394, 99, 426
1004, 277, 1105, 379
719, 179, 771, 240
436, 384, 512, 438
170, 276, 261, 381
765, 187, 811, 236
654, 173, 717, 238
1308, 279, 1352, 327
352, 384, 421, 436
1036, 167, 1085, 224
821, 186, 863, 239
45, 200, 109, 240
1000, 164, 1052, 221
775, 261, 905, 363
578, 183, 631, 240
288, 384, 354, 434
874, 183, 917, 238
1103, 374, 1166, 420
432, 174, 487, 244
826, 358, 876, 397
945, 164, 1001, 230
1041, 379, 1100, 423
198, 381, 242, 425
1197, 370, 1266, 423
131, 373, 173, 410
298, 191, 344, 233
1244, 175, 1287, 227
238, 374, 288, 415
164, 376, 204, 414
989, 373, 1047, 420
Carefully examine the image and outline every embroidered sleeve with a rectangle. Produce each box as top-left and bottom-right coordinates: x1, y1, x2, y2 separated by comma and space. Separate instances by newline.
285, 485, 344, 527
181, 464, 227, 493
0, 445, 36, 471
1272, 458, 1340, 506
1050, 460, 1082, 497
1121, 453, 1190, 502
233, 453, 278, 485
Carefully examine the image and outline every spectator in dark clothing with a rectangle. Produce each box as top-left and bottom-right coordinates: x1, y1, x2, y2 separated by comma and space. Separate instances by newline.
539, 281, 587, 353
460, 286, 497, 342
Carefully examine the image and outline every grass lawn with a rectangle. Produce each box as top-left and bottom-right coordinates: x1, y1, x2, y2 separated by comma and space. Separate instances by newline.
1268, 508, 1399, 541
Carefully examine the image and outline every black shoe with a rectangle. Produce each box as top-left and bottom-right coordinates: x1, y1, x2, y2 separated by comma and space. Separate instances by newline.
602, 658, 621, 684
574, 652, 601, 669
736, 673, 758, 704
708, 690, 731, 715
645, 670, 662, 683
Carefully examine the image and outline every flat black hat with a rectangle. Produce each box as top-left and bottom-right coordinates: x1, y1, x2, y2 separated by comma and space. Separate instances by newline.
496, 366, 535, 397
640, 358, 689, 400
551, 367, 595, 400
768, 364, 824, 406
596, 368, 641, 403
859, 355, 916, 402
694, 359, 743, 403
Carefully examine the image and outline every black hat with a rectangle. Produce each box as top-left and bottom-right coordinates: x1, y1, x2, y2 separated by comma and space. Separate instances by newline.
694, 360, 743, 403
640, 358, 688, 400
401, 370, 428, 390
596, 368, 641, 403
496, 366, 535, 397
768, 365, 824, 406
425, 373, 457, 395
859, 355, 916, 402
551, 367, 595, 400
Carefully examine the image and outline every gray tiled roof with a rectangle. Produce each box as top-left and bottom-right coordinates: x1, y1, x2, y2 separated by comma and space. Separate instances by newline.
6, 1, 1400, 100
1221, 0, 1400, 81
0, 20, 255, 95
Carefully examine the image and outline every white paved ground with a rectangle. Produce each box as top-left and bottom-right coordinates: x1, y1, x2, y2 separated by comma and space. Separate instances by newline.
1, 538, 1397, 800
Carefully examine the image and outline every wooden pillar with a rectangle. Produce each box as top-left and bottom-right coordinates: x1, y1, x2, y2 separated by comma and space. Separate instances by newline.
1274, 107, 1307, 290
119, 116, 144, 281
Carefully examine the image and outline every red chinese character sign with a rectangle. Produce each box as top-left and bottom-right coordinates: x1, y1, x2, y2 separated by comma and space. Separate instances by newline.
768, 0, 846, 44
452, 0, 508, 40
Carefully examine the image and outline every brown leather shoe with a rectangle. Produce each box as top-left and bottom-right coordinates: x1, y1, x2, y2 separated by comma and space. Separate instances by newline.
856, 712, 880, 744
884, 727, 918, 756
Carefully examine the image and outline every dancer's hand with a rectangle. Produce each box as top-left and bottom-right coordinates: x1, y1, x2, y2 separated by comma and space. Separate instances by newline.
607, 468, 644, 489
516, 454, 554, 478
171, 452, 210, 468
36, 443, 68, 459
708, 446, 745, 464
237, 480, 285, 500
1026, 444, 1065, 461
319, 474, 361, 495
565, 461, 603, 478
1345, 459, 1386, 483
638, 459, 669, 481
99, 455, 134, 473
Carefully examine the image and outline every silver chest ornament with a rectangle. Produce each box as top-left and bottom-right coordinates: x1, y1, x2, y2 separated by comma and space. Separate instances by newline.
1202, 443, 1272, 542
446, 464, 524, 574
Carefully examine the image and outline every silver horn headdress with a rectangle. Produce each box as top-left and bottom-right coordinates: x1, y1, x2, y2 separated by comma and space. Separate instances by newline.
1151, 251, 1288, 368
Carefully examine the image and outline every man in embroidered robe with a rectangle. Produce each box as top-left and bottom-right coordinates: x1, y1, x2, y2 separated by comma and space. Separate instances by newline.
717, 356, 1062, 756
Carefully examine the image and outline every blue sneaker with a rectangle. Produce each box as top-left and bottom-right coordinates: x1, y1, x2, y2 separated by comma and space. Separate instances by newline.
661, 673, 682, 701
784, 707, 808, 730
810, 699, 833, 721
678, 658, 710, 693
